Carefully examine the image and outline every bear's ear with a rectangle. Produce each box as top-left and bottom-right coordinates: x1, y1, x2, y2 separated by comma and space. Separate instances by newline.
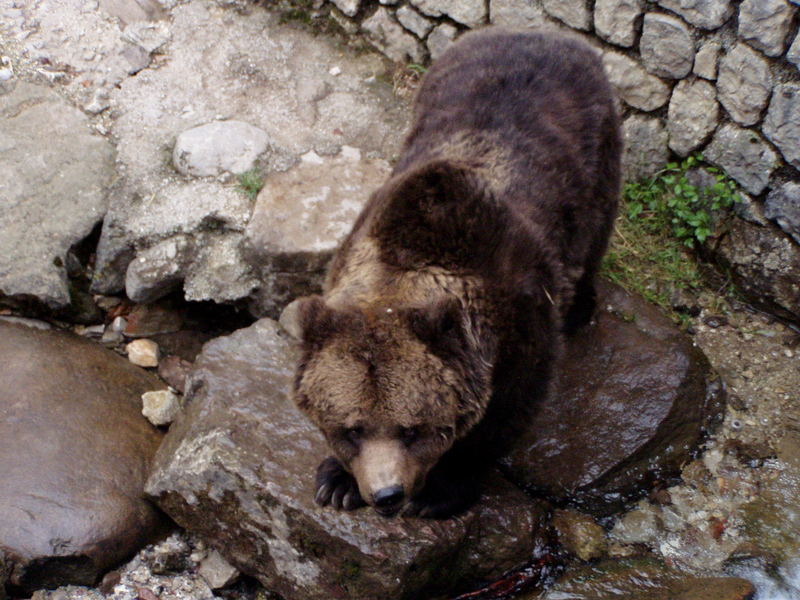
280, 295, 342, 347
371, 160, 506, 271
406, 297, 465, 359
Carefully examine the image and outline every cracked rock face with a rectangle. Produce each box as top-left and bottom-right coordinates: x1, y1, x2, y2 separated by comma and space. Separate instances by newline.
765, 182, 800, 245
90, 1, 408, 306
0, 83, 114, 310
0, 321, 168, 593
410, 0, 487, 27
713, 219, 800, 322
145, 319, 548, 600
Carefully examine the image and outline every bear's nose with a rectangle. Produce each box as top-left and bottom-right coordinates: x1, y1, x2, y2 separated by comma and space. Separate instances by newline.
372, 485, 404, 508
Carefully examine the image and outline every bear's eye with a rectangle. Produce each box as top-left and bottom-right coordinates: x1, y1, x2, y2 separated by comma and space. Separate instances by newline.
343, 426, 364, 446
400, 426, 421, 446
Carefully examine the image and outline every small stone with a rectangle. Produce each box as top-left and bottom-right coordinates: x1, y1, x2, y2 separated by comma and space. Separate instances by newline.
667, 79, 719, 156
410, 0, 486, 27
610, 503, 661, 544
693, 40, 721, 80
716, 44, 772, 127
124, 303, 184, 338
594, 0, 643, 48
656, 0, 733, 30
173, 121, 271, 178
490, 0, 548, 27
101, 323, 124, 345
157, 355, 193, 394
704, 124, 778, 195
80, 324, 106, 338
602, 50, 671, 112
328, 66, 341, 76
542, 0, 592, 31
330, 0, 359, 17
763, 83, 800, 170
738, 0, 796, 57
127, 339, 160, 368
640, 13, 695, 79
622, 114, 670, 181
198, 549, 240, 589
396, 5, 433, 39
765, 182, 800, 244
142, 389, 181, 426
552, 509, 608, 561
360, 7, 424, 63
427, 23, 458, 61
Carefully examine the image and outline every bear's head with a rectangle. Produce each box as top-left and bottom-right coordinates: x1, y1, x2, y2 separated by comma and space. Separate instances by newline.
288, 294, 493, 516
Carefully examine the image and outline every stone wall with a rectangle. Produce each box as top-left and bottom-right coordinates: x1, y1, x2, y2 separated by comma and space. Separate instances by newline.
312, 0, 800, 321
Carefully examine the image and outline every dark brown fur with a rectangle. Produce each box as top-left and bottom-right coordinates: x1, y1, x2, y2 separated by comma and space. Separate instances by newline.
289, 27, 622, 518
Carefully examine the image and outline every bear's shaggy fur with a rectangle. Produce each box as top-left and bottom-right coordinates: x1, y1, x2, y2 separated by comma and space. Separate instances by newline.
289, 27, 622, 518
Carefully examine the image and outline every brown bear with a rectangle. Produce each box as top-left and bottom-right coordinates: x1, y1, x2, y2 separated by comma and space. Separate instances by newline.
287, 27, 622, 518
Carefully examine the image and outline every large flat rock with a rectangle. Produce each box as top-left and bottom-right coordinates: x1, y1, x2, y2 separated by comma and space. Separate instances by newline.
0, 321, 168, 593
0, 82, 114, 310
501, 282, 725, 515
146, 319, 548, 600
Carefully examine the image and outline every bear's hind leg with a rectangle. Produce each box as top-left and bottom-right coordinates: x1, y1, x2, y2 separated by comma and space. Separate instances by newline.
562, 272, 597, 335
315, 456, 366, 511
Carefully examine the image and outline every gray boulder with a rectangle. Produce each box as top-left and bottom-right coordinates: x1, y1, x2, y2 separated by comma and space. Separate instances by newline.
244, 147, 391, 317
667, 79, 719, 156
738, 0, 797, 57
640, 12, 695, 79
622, 114, 670, 181
704, 124, 778, 195
0, 321, 168, 593
501, 282, 725, 516
594, 0, 644, 48
716, 44, 772, 127
0, 82, 114, 310
542, 0, 592, 31
603, 51, 671, 112
763, 83, 800, 170
656, 0, 733, 29
765, 182, 800, 244
145, 319, 548, 600
361, 7, 425, 63
410, 0, 487, 27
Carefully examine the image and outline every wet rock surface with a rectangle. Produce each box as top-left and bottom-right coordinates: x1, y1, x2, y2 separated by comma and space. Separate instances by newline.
501, 282, 724, 516
527, 557, 755, 600
146, 319, 548, 600
0, 82, 114, 310
0, 321, 168, 593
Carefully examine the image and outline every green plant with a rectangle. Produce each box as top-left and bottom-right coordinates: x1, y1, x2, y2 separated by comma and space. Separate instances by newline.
624, 154, 740, 248
238, 168, 264, 200
601, 155, 740, 322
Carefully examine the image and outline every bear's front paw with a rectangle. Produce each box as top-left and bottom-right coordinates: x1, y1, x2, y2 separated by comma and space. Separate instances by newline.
314, 457, 366, 511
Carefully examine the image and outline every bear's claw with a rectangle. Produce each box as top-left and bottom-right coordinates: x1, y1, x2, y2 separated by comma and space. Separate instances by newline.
314, 457, 366, 511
